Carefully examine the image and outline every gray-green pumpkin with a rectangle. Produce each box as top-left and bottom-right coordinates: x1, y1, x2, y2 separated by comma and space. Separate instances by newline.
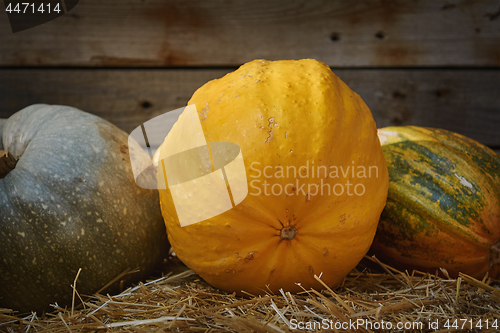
0, 104, 168, 313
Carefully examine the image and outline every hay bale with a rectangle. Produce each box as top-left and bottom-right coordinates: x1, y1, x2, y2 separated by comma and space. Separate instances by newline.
1, 256, 499, 332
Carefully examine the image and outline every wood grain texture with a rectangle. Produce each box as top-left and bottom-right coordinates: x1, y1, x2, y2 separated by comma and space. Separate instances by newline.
0, 0, 499, 67
0, 68, 498, 146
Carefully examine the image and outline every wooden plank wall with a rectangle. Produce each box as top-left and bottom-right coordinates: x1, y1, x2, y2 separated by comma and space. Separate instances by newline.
0, 0, 499, 148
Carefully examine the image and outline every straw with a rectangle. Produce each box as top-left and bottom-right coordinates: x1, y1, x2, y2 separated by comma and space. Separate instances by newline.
1, 256, 499, 332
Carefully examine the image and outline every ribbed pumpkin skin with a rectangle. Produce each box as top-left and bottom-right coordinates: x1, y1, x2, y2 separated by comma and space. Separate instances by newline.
373, 126, 500, 279
0, 105, 168, 313
158, 59, 388, 295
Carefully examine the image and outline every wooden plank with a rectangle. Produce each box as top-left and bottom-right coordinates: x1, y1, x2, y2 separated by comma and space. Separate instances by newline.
0, 0, 499, 67
0, 68, 498, 146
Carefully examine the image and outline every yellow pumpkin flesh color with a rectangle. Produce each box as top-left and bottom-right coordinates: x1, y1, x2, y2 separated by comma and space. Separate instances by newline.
157, 59, 389, 295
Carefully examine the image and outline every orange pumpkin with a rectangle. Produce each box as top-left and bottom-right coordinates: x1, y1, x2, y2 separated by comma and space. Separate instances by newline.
157, 59, 388, 295
373, 126, 500, 279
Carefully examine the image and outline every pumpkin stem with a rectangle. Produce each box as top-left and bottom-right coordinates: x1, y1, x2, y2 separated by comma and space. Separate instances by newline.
280, 225, 297, 240
0, 150, 18, 178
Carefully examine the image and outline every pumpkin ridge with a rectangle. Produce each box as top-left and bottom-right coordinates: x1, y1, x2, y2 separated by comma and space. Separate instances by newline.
262, 234, 323, 292
192, 234, 282, 292
437, 134, 500, 195
289, 234, 351, 285
387, 127, 500, 190
382, 139, 494, 240
373, 240, 490, 275
379, 208, 490, 258
172, 227, 278, 268
386, 181, 493, 248
261, 237, 295, 286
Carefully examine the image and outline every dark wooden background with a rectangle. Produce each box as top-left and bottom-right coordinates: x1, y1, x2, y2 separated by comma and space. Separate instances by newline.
1, 0, 499, 150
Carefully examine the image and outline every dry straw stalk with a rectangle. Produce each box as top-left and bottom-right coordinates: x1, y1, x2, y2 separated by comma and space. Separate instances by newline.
1, 256, 499, 332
